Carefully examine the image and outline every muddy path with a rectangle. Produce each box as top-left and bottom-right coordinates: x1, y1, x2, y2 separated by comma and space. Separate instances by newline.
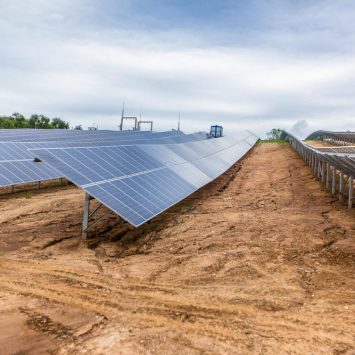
0, 142, 354, 354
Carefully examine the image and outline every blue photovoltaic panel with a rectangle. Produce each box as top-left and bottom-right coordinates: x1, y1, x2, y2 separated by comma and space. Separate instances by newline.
0, 160, 61, 186
31, 130, 259, 226
0, 130, 206, 188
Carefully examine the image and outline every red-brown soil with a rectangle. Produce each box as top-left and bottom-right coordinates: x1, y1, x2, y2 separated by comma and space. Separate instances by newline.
0, 142, 354, 354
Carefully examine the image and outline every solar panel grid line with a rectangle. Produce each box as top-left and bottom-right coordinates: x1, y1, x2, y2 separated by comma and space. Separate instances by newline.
0, 169, 13, 185
120, 168, 206, 226
15, 161, 45, 181
135, 169, 186, 202
18, 161, 59, 181
118, 179, 163, 214
83, 148, 130, 178
2, 162, 31, 183
81, 167, 166, 188
106, 181, 157, 218
0, 158, 33, 163
95, 148, 136, 176
121, 178, 164, 211
86, 168, 197, 226
0, 161, 61, 187
86, 184, 148, 225
40, 149, 97, 185
125, 175, 174, 207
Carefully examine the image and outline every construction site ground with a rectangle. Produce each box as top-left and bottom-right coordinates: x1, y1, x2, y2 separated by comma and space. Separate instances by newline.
0, 142, 354, 354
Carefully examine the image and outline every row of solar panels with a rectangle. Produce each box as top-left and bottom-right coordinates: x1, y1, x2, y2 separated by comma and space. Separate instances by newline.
305, 130, 355, 142
0, 131, 207, 161
0, 130, 207, 188
0, 129, 152, 142
31, 131, 259, 226
286, 132, 355, 177
308, 146, 355, 155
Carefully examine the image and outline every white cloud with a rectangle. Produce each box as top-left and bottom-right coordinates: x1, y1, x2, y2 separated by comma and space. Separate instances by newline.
0, 0, 354, 137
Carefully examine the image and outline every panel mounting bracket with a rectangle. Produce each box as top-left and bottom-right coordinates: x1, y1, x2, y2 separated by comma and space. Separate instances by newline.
82, 192, 113, 239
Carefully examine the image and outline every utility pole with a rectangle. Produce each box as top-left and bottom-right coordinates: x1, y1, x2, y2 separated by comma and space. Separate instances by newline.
119, 102, 125, 131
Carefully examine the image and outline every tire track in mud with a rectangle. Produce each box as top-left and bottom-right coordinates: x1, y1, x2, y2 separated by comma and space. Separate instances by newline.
0, 258, 352, 349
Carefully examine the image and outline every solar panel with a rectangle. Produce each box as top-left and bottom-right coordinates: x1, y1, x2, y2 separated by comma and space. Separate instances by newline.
0, 130, 207, 188
0, 159, 61, 186
30, 131, 259, 226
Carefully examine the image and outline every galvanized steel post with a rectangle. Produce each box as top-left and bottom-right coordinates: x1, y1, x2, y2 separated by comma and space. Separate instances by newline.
332, 167, 336, 195
339, 171, 344, 201
349, 175, 354, 209
82, 192, 90, 239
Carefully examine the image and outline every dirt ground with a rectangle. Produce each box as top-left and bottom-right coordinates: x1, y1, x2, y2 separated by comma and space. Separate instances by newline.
0, 142, 354, 354
305, 140, 355, 147
304, 140, 336, 147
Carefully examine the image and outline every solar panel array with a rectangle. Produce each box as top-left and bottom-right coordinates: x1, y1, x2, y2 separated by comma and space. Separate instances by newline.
287, 131, 355, 178
31, 131, 259, 226
0, 129, 207, 188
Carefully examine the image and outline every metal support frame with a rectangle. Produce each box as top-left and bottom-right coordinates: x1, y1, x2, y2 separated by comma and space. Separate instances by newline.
286, 132, 354, 209
137, 120, 153, 131
120, 116, 138, 131
82, 192, 114, 239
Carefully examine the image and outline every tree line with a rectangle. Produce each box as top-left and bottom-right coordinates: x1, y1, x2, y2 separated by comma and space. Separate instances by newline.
0, 113, 71, 129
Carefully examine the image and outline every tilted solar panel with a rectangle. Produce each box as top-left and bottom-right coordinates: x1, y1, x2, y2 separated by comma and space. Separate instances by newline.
0, 160, 61, 187
0, 131, 206, 188
30, 131, 259, 226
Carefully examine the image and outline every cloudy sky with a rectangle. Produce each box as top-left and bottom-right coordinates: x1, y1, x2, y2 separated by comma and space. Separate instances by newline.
1, 0, 355, 136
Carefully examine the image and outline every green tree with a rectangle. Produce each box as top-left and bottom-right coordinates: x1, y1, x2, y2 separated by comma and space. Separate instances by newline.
1, 113, 71, 129
29, 114, 40, 128
266, 128, 283, 140
74, 124, 83, 130
30, 114, 51, 128
12, 112, 28, 128
51, 117, 69, 129
0, 116, 15, 128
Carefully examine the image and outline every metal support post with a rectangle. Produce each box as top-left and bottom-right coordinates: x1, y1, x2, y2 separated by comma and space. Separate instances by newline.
349, 175, 354, 209
82, 192, 90, 239
332, 167, 336, 195
339, 171, 344, 200
326, 163, 330, 190
321, 162, 326, 184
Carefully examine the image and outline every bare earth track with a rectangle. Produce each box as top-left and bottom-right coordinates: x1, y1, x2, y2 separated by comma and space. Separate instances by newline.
0, 142, 354, 354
